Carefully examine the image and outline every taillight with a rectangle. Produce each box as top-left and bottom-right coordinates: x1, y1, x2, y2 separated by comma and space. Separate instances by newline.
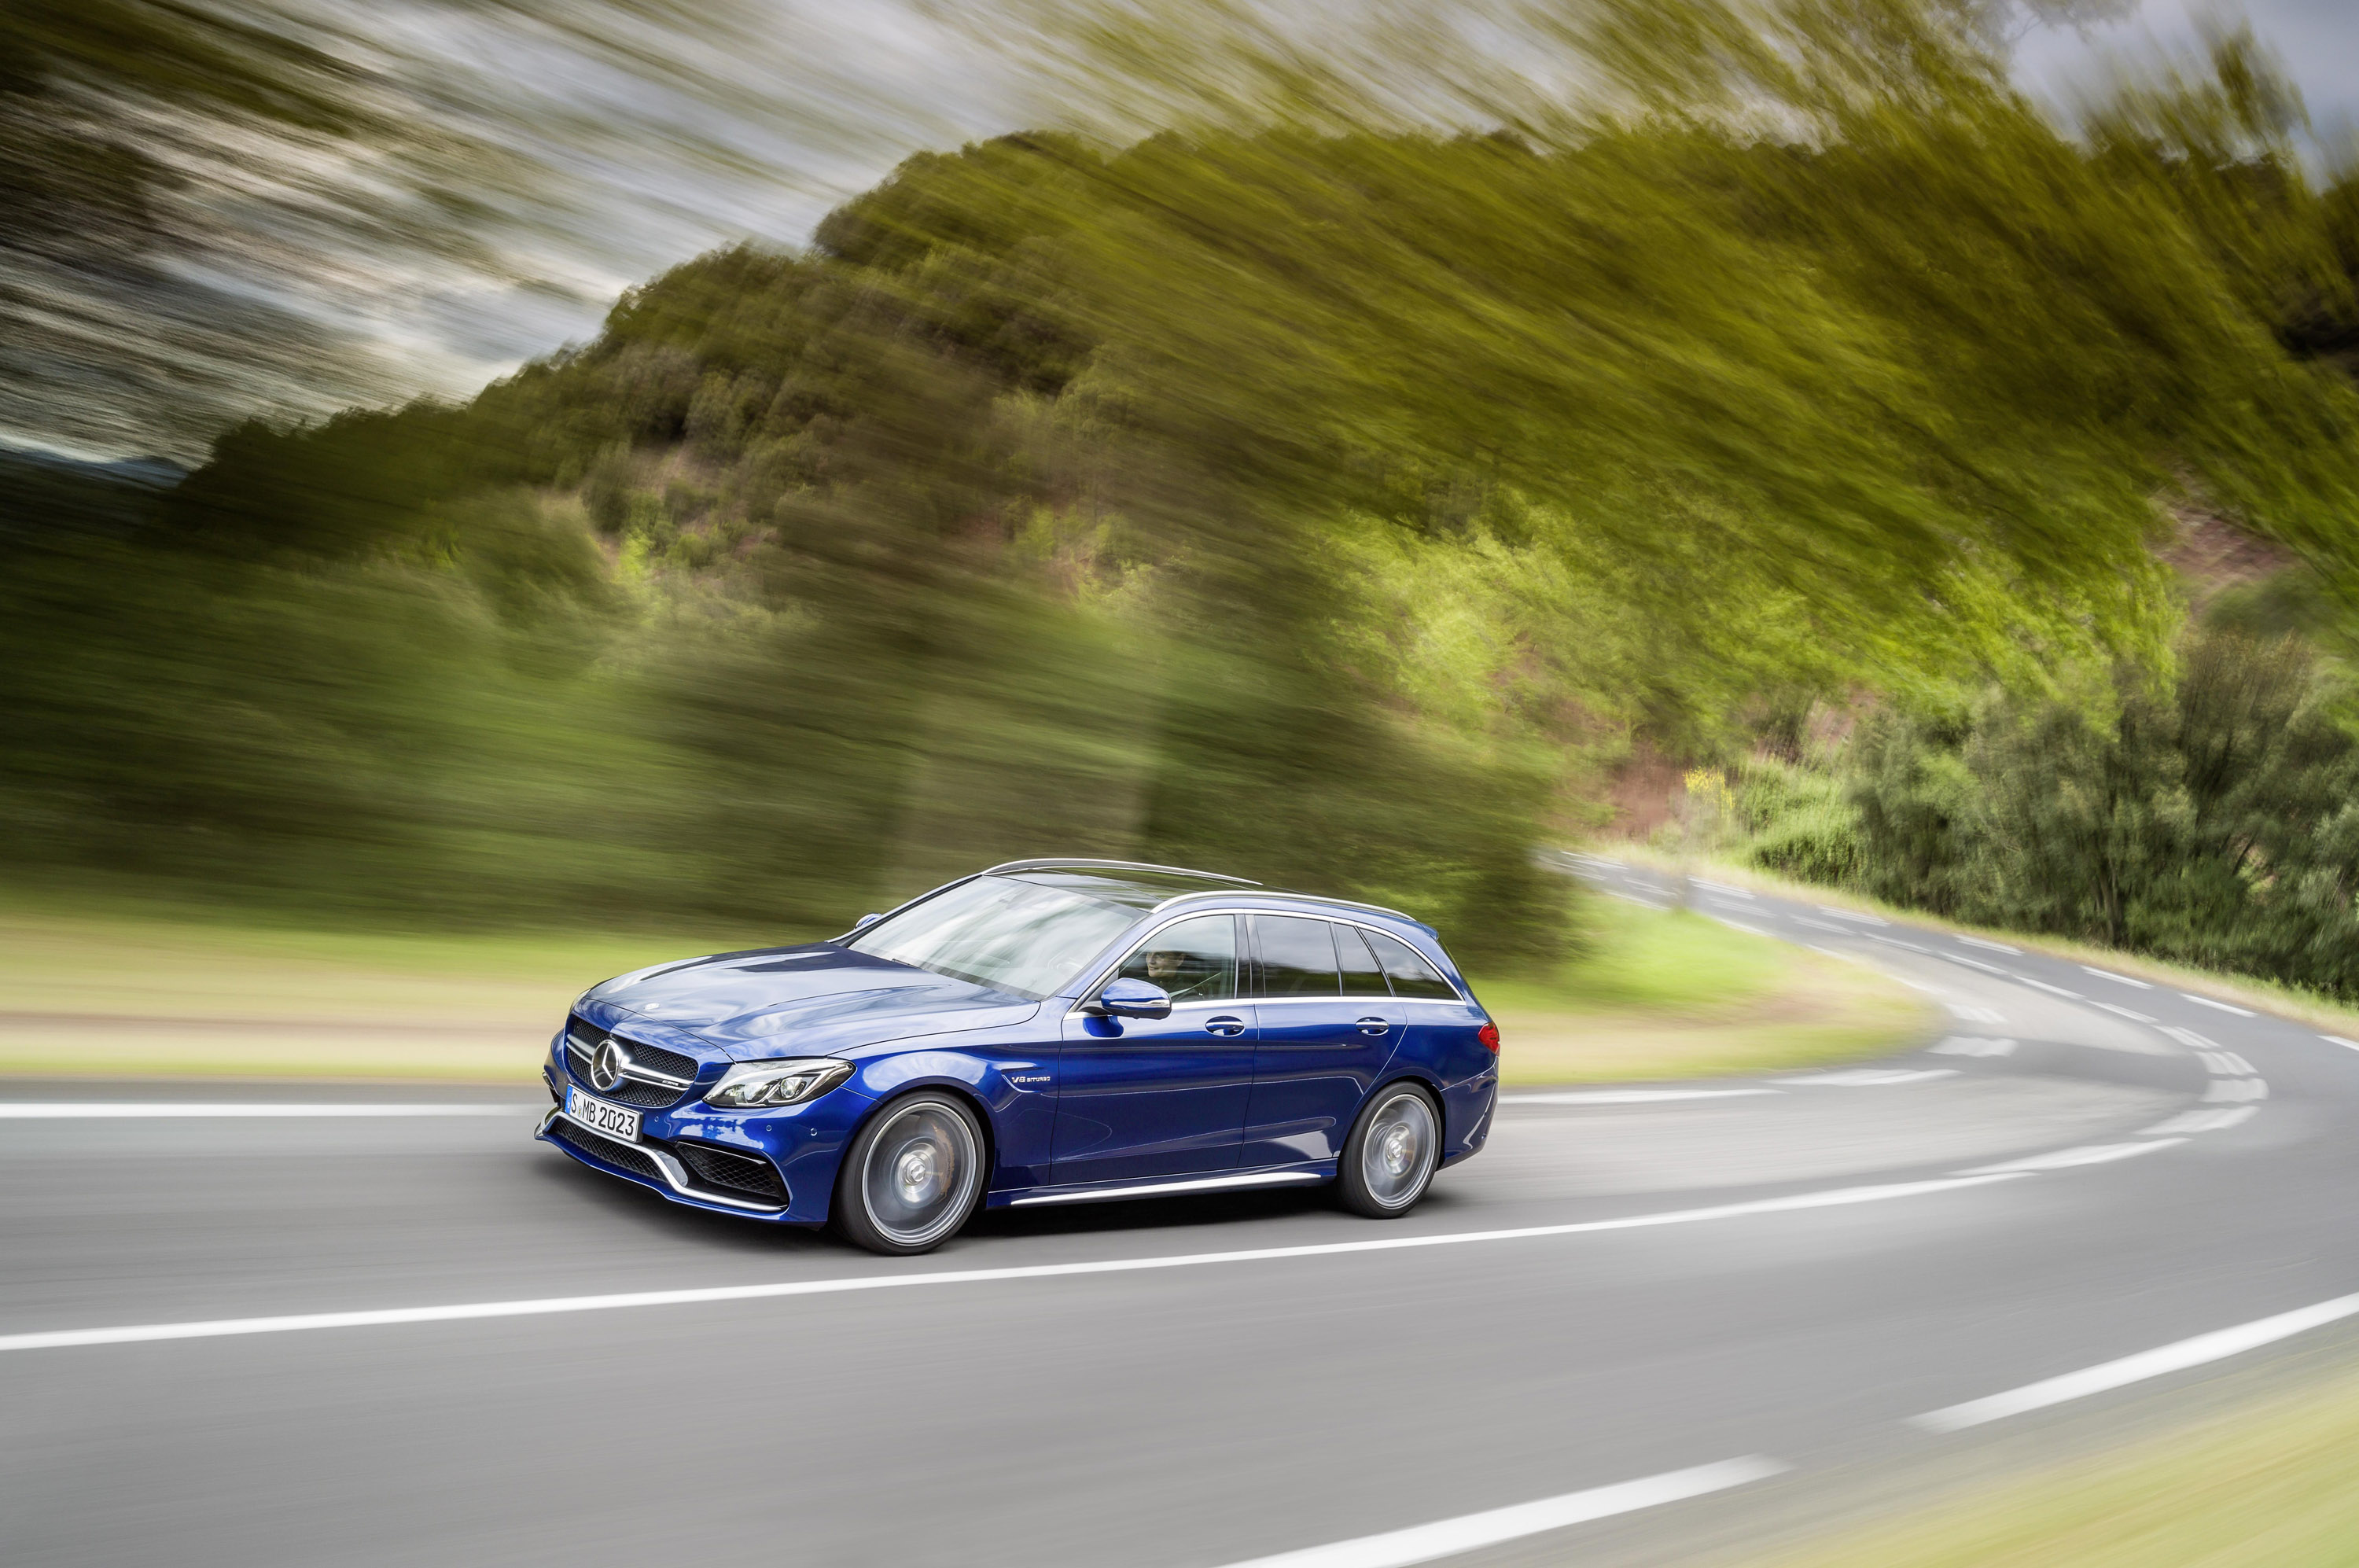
1477, 1021, 1500, 1052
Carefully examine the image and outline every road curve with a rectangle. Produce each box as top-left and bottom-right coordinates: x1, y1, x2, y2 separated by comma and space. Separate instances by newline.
6, 867, 2359, 1567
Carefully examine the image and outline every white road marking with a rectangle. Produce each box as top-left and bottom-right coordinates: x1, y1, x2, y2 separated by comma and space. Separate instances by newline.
1692, 880, 1754, 899
1816, 907, 1889, 926
1958, 1140, 2184, 1176
2089, 1001, 2158, 1024
1945, 1004, 2005, 1024
2203, 1079, 2268, 1103
1871, 936, 1930, 954
2159, 1026, 2219, 1052
0, 1174, 2029, 1354
2322, 1036, 2359, 1052
1503, 1089, 1779, 1105
2016, 977, 2085, 1000
1209, 1457, 1790, 1568
2081, 968, 2151, 989
0, 1102, 538, 1119
1941, 955, 2012, 977
2140, 1107, 2256, 1136
1775, 1069, 1958, 1087
1790, 916, 1849, 933
1913, 1292, 2359, 1433
1930, 1036, 2016, 1057
2181, 994, 2256, 1017
2197, 1051, 2254, 1076
1956, 936, 2022, 955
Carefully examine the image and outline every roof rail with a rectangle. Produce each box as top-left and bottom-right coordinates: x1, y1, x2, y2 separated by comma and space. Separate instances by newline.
1151, 888, 1422, 924
982, 858, 1260, 887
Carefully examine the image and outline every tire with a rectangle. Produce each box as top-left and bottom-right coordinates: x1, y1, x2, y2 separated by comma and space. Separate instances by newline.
832, 1092, 988, 1256
1336, 1083, 1441, 1218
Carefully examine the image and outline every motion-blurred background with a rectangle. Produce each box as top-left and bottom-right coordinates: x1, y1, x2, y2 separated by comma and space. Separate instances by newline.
10, 0, 2359, 1032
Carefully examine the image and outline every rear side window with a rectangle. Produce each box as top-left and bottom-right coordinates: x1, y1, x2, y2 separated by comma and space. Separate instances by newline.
1111, 915, 1238, 1003
1364, 930, 1459, 999
1253, 915, 1340, 996
1336, 925, 1389, 996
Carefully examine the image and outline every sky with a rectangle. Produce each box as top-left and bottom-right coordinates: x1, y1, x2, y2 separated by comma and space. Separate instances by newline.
2015, 1, 2359, 142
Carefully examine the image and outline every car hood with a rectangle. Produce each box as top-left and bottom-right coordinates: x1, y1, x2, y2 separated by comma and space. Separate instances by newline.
584, 942, 1041, 1059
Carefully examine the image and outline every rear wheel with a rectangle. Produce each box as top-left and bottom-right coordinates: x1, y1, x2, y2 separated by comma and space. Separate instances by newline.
1336, 1084, 1441, 1218
832, 1092, 986, 1256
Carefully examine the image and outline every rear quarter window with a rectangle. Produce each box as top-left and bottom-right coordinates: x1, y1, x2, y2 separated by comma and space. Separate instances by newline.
1364, 929, 1459, 999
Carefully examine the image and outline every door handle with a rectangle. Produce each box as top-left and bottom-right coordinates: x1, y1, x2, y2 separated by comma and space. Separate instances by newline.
1356, 1017, 1392, 1036
1205, 1015, 1247, 1037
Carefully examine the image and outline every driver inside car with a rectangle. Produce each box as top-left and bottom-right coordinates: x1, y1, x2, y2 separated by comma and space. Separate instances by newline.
1141, 946, 1222, 1002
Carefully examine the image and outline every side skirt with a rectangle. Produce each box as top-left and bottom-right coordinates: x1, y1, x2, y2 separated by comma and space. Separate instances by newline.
1001, 1166, 1330, 1209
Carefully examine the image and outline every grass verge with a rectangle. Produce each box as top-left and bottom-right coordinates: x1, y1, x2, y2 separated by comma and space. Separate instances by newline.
0, 894, 785, 1080
1739, 1356, 2359, 1568
1472, 903, 1934, 1087
0, 888, 1930, 1084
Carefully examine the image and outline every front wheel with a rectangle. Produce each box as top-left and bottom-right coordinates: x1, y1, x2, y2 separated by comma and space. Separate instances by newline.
1336, 1084, 1441, 1218
832, 1093, 986, 1255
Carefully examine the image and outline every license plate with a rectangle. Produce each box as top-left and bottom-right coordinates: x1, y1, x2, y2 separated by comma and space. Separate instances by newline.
565, 1087, 641, 1143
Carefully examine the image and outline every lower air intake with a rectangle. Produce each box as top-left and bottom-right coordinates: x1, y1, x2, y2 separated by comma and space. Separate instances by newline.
675, 1141, 789, 1201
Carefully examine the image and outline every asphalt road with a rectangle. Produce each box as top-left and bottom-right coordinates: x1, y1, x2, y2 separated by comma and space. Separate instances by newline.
7, 865, 2359, 1567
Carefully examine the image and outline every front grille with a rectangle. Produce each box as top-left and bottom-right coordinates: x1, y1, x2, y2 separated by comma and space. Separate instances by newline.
675, 1141, 788, 1201
550, 1118, 664, 1183
564, 1056, 682, 1108
565, 1024, 698, 1108
567, 1017, 697, 1080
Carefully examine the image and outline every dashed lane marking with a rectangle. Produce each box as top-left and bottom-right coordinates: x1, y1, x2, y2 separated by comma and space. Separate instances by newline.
2324, 1036, 2359, 1052
2081, 968, 2152, 989
1912, 1292, 2359, 1433
2140, 1107, 2256, 1136
1209, 1457, 1790, 1568
1815, 907, 1889, 926
1930, 1037, 2017, 1057
1957, 1140, 2185, 1176
2089, 1000, 2158, 1024
1776, 1069, 1959, 1087
1503, 1089, 1779, 1105
2181, 994, 2257, 1018
1956, 936, 2022, 955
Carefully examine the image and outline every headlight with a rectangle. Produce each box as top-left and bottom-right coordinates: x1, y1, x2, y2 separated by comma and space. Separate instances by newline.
705, 1058, 852, 1109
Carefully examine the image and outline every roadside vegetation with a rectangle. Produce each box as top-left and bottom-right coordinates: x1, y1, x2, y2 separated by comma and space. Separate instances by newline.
1481, 906, 1933, 1086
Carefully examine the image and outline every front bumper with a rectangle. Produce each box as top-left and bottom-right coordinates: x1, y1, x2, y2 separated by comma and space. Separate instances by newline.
538, 1033, 863, 1225
538, 1108, 797, 1216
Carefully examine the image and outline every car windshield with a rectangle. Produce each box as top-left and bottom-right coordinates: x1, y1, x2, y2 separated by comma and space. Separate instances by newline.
844, 874, 1141, 999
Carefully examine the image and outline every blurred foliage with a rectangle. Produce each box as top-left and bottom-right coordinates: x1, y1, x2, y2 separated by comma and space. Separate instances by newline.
1842, 620, 2359, 993
13, 2, 2359, 970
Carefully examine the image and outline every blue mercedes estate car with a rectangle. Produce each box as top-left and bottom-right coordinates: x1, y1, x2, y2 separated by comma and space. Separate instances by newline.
535, 859, 1500, 1253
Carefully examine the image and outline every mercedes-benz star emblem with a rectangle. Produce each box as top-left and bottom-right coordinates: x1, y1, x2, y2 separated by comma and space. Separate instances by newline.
591, 1040, 631, 1092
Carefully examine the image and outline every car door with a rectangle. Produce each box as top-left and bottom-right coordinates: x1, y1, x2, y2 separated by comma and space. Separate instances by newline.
1052, 913, 1257, 1185
1240, 915, 1401, 1168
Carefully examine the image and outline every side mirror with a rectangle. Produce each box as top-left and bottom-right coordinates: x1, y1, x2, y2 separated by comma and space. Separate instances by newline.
1090, 977, 1172, 1020
854, 913, 883, 930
